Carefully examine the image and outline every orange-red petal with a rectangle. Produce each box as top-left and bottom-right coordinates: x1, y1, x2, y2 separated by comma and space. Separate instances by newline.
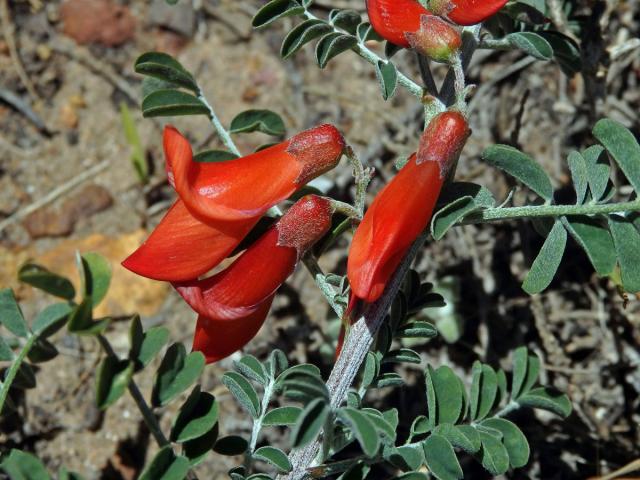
192, 295, 275, 363
347, 111, 470, 303
122, 199, 257, 282
164, 124, 344, 223
448, 0, 509, 25
366, 0, 431, 48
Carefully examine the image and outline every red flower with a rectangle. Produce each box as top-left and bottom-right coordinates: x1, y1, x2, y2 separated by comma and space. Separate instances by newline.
175, 195, 333, 363
447, 0, 509, 26
122, 125, 344, 281
165, 124, 344, 223
347, 111, 470, 303
366, 0, 508, 49
366, 0, 430, 48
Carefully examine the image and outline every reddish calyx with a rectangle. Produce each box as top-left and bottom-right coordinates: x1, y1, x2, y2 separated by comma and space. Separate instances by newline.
347, 111, 470, 304
165, 124, 344, 224
405, 15, 462, 64
175, 195, 333, 363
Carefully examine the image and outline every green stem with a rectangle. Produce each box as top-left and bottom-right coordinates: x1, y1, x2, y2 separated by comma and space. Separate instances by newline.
478, 38, 515, 51
0, 333, 37, 414
245, 377, 275, 471
97, 335, 170, 448
459, 199, 640, 225
302, 255, 345, 318
197, 90, 241, 157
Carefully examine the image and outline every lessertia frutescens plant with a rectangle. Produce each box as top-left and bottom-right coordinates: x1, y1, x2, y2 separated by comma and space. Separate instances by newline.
2, 0, 640, 478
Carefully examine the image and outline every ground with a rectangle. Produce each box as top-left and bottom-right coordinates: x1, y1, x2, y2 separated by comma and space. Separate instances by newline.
0, 0, 639, 479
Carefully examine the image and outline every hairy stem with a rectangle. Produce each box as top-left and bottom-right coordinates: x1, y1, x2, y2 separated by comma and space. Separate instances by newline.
197, 90, 241, 157
96, 335, 170, 448
0, 333, 37, 414
459, 199, 640, 225
245, 377, 275, 471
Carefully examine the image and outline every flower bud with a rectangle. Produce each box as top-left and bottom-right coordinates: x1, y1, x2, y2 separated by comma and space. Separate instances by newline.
347, 111, 469, 304
405, 15, 462, 63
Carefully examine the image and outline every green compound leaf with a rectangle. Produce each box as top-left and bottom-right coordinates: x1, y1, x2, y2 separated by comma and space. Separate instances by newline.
95, 357, 134, 409
193, 149, 239, 163
18, 263, 76, 300
291, 398, 329, 448
481, 418, 530, 468
134, 51, 198, 92
253, 0, 305, 28
357, 22, 383, 42
478, 429, 510, 476
482, 144, 553, 201
382, 348, 422, 365
170, 386, 219, 443
517, 386, 572, 417
0, 336, 13, 361
593, 118, 640, 193
0, 289, 29, 338
609, 214, 640, 293
338, 407, 380, 457
522, 220, 567, 294
67, 298, 108, 336
222, 371, 261, 419
130, 318, 170, 371
315, 32, 358, 69
375, 60, 398, 101
142, 89, 208, 118
469, 361, 482, 420
422, 434, 463, 480
393, 473, 429, 480
511, 346, 528, 399
329, 9, 361, 34
152, 344, 205, 407
79, 252, 111, 307
281, 19, 333, 59
253, 446, 292, 473
506, 31, 553, 60
182, 424, 219, 466
263, 406, 302, 426
1, 449, 52, 480
563, 216, 616, 276
139, 446, 190, 480
229, 109, 286, 136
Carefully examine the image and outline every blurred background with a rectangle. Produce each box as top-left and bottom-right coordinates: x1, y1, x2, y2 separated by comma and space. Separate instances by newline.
0, 0, 639, 478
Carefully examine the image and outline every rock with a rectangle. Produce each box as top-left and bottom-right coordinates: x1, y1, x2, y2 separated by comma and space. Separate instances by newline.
60, 0, 135, 47
148, 0, 195, 37
23, 184, 113, 239
0, 231, 169, 317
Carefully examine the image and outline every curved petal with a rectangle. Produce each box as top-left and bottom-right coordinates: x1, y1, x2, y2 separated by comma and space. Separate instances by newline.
122, 199, 257, 282
174, 195, 333, 319
366, 0, 430, 47
174, 228, 297, 319
165, 124, 344, 223
448, 0, 509, 25
192, 295, 275, 363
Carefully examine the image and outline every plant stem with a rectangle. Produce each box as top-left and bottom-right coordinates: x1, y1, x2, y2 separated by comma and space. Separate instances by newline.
0, 333, 37, 414
302, 255, 345, 318
494, 400, 520, 418
245, 377, 275, 471
197, 90, 241, 157
459, 199, 640, 225
96, 335, 170, 448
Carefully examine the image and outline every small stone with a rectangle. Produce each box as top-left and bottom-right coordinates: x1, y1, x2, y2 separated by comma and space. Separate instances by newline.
148, 0, 195, 37
59, 103, 78, 129
36, 44, 52, 61
60, 0, 135, 47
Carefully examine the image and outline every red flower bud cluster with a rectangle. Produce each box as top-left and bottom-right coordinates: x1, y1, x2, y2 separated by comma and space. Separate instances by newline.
123, 125, 344, 362
366, 0, 509, 61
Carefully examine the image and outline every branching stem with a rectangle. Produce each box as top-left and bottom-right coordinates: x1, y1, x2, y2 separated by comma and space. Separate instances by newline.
197, 90, 241, 157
